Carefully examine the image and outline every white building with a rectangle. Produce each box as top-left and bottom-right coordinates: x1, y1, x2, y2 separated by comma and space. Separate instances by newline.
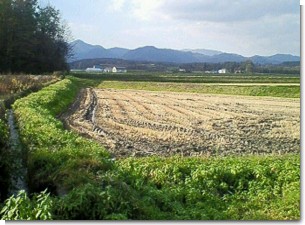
218, 68, 227, 74
86, 65, 103, 72
112, 67, 117, 73
101, 66, 127, 73
112, 66, 127, 73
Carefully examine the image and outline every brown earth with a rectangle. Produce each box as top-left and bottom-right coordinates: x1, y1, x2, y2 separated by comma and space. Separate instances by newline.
61, 88, 300, 158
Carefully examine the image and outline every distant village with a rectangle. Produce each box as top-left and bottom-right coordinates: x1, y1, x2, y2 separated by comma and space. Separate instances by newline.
72, 65, 234, 74
84, 65, 127, 73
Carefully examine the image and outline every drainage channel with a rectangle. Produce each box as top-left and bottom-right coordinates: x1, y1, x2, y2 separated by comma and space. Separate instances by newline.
7, 109, 28, 196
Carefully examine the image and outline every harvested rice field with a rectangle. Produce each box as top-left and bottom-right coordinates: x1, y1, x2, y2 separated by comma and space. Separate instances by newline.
62, 88, 300, 158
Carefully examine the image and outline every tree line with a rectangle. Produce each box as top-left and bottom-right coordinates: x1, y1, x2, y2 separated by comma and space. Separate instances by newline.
0, 0, 70, 74
181, 60, 300, 75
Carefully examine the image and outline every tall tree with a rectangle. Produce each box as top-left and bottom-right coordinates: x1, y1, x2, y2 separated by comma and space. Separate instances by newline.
0, 0, 13, 72
0, 0, 70, 74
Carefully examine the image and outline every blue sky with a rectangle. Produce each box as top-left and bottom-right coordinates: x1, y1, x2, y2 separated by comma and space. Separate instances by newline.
43, 0, 300, 56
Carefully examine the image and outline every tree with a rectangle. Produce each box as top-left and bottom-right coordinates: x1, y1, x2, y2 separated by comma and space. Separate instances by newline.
0, 0, 13, 72
241, 60, 254, 74
0, 0, 70, 74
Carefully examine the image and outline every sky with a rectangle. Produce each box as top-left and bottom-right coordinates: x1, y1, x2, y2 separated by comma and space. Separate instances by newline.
42, 0, 300, 57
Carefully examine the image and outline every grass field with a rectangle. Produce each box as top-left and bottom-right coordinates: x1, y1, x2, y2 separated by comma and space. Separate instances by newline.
98, 81, 300, 98
73, 72, 300, 84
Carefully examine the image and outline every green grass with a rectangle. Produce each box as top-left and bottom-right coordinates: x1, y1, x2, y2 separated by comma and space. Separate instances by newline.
97, 81, 300, 98
12, 78, 112, 194
54, 154, 300, 220
114, 154, 300, 220
72, 72, 300, 84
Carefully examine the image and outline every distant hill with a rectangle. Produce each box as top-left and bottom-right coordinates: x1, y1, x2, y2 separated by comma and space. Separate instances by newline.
123, 46, 203, 63
108, 47, 130, 58
69, 40, 115, 61
69, 40, 300, 65
183, 49, 223, 56
250, 54, 300, 65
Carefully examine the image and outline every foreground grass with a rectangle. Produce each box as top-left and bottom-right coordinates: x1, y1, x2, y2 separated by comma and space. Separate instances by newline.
112, 155, 300, 220
98, 81, 300, 98
0, 77, 300, 220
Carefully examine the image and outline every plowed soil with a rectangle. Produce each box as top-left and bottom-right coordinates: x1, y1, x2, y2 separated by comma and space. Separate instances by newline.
62, 88, 300, 158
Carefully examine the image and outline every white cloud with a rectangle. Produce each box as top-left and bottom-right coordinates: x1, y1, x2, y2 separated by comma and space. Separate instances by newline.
130, 0, 165, 20
129, 0, 299, 23
108, 0, 126, 12
50, 0, 300, 56
123, 0, 300, 56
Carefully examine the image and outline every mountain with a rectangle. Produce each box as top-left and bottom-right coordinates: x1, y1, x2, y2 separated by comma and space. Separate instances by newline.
69, 40, 300, 65
123, 46, 203, 63
266, 54, 300, 64
108, 47, 130, 58
69, 40, 115, 61
209, 53, 246, 63
250, 54, 300, 65
183, 49, 223, 56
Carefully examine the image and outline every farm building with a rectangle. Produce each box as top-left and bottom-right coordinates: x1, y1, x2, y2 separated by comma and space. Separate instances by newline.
86, 66, 103, 72
112, 67, 127, 73
102, 66, 127, 73
218, 68, 227, 74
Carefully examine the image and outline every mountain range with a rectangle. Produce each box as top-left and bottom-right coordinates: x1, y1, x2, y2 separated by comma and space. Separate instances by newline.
69, 40, 300, 65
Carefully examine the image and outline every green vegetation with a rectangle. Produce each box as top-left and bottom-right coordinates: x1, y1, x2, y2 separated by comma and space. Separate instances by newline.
51, 155, 300, 220
98, 81, 300, 98
114, 155, 300, 220
11, 78, 112, 195
74, 72, 300, 98
0, 119, 10, 202
0, 76, 299, 220
73, 72, 300, 84
1, 190, 52, 220
0, 0, 69, 74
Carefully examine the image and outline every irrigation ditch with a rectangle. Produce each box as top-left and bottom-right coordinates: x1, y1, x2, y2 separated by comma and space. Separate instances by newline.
0, 79, 61, 201
0, 103, 29, 202
7, 109, 28, 195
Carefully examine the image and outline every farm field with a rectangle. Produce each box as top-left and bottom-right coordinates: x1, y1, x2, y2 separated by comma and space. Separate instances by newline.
63, 88, 300, 158
0, 74, 301, 220
98, 81, 300, 98
73, 72, 300, 84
